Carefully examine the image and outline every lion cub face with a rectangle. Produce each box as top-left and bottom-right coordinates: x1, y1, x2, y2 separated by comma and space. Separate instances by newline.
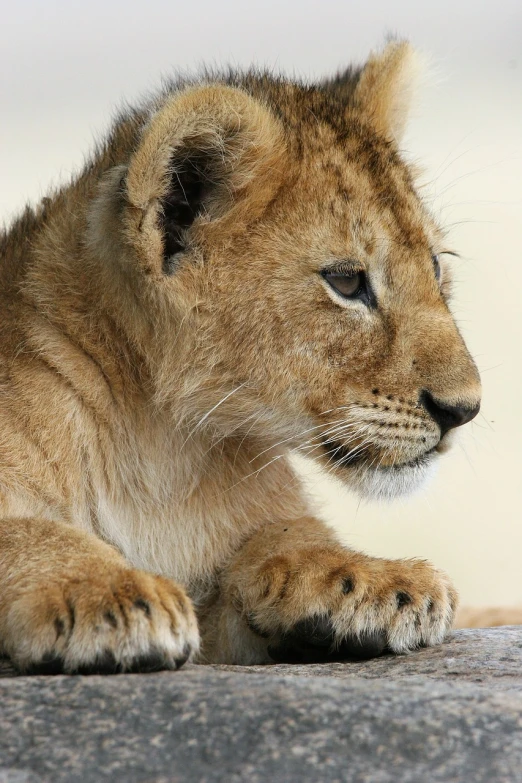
115, 43, 480, 499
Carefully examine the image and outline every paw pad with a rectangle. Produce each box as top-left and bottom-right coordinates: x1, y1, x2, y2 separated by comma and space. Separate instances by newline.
267, 614, 387, 663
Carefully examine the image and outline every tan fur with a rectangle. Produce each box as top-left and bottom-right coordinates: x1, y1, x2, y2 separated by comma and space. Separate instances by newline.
455, 607, 522, 629
0, 43, 481, 672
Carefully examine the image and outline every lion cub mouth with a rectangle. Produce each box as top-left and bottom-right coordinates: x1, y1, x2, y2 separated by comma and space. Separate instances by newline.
321, 437, 439, 500
322, 438, 365, 468
322, 438, 437, 472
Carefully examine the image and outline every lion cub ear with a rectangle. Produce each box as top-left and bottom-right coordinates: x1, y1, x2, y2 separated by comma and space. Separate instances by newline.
123, 85, 284, 276
352, 41, 419, 143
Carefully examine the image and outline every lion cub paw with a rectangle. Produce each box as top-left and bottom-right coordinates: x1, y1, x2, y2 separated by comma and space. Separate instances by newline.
235, 549, 457, 663
6, 567, 199, 674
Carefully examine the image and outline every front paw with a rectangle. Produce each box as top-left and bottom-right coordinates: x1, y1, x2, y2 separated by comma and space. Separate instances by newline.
5, 567, 200, 674
233, 549, 457, 663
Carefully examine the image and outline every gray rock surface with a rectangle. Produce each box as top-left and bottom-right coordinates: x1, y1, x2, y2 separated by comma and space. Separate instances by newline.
1, 627, 522, 782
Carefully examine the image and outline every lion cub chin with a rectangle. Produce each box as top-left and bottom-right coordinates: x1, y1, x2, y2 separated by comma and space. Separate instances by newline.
0, 41, 480, 673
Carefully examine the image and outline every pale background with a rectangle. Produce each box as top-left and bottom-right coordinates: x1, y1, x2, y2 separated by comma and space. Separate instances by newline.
1, 0, 521, 607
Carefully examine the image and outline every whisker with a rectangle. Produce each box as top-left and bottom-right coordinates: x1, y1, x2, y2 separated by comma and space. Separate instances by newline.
297, 428, 368, 459
249, 416, 351, 462
225, 452, 286, 491
295, 421, 374, 458
181, 383, 247, 449
247, 403, 368, 463
477, 411, 494, 432
232, 410, 268, 466
203, 412, 259, 457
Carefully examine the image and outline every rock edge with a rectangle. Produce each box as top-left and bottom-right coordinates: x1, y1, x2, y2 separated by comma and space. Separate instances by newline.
1, 627, 521, 783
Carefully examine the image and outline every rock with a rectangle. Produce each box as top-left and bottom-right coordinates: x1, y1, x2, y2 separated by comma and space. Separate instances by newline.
1, 627, 522, 782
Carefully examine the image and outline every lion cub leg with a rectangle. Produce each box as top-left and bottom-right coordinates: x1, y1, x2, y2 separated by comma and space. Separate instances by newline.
0, 518, 199, 674
204, 517, 457, 664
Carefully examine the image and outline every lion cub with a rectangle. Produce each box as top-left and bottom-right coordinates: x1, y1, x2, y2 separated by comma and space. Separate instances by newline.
0, 42, 480, 673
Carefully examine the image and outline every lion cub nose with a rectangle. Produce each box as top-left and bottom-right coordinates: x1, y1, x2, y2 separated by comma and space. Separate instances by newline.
419, 390, 480, 437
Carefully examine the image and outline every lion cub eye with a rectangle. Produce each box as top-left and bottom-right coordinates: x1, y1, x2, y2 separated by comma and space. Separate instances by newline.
432, 254, 441, 282
322, 270, 365, 299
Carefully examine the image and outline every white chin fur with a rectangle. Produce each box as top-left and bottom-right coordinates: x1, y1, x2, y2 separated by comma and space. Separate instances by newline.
349, 455, 438, 501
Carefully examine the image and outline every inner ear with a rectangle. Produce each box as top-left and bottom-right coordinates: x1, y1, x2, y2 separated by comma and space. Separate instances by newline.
124, 84, 287, 278
160, 150, 218, 274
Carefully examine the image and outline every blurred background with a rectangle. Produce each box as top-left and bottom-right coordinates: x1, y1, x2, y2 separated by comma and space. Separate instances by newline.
1, 0, 521, 611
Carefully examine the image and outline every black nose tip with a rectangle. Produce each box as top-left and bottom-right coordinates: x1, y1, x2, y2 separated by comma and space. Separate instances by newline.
420, 390, 480, 437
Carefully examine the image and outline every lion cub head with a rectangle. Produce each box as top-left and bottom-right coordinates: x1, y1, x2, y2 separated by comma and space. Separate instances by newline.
90, 42, 481, 500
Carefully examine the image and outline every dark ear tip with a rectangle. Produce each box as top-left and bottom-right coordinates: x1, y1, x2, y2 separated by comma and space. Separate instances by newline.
320, 66, 361, 98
